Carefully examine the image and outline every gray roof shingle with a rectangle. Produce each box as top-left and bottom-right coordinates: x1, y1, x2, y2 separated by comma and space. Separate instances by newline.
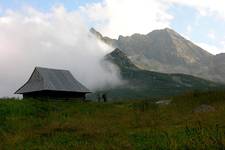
15, 67, 90, 94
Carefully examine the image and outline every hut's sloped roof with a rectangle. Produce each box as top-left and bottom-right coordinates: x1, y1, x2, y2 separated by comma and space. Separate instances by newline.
15, 67, 90, 94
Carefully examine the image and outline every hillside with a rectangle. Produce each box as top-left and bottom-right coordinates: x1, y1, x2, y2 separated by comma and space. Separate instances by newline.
91, 28, 225, 83
98, 48, 222, 99
1, 91, 225, 149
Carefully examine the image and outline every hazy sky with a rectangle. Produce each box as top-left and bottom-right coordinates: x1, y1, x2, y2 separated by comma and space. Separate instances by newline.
1, 0, 225, 54
0, 0, 225, 97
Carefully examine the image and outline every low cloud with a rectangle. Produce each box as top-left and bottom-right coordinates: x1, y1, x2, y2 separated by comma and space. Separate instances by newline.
0, 6, 122, 97
80, 0, 225, 39
80, 0, 173, 38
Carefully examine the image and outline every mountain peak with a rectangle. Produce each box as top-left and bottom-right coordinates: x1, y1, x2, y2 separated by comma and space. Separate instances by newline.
90, 27, 118, 47
107, 28, 213, 79
107, 48, 129, 61
110, 48, 126, 56
90, 27, 103, 39
164, 27, 175, 32
148, 27, 179, 37
106, 48, 138, 70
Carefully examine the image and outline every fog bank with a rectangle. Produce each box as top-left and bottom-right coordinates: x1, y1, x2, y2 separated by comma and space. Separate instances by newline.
0, 6, 121, 97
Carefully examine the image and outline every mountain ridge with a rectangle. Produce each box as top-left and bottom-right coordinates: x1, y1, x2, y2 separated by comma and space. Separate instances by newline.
99, 48, 222, 99
91, 28, 224, 83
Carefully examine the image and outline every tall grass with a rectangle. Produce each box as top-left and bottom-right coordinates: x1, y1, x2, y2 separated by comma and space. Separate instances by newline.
0, 91, 225, 149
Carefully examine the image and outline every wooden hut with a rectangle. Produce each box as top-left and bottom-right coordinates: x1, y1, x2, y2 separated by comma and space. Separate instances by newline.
15, 67, 90, 100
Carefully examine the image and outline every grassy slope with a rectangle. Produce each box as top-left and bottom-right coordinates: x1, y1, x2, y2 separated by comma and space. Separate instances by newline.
1, 91, 225, 149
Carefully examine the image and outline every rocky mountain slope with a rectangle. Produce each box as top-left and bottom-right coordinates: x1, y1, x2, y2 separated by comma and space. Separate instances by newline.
91, 28, 224, 83
98, 48, 222, 99
209, 53, 225, 81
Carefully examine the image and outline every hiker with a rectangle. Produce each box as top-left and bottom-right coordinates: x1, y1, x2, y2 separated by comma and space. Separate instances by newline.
102, 93, 107, 102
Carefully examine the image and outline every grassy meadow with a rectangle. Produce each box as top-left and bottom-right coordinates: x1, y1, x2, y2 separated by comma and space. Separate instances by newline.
1, 90, 225, 149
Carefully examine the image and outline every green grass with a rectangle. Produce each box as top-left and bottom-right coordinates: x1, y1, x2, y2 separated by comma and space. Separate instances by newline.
1, 91, 225, 149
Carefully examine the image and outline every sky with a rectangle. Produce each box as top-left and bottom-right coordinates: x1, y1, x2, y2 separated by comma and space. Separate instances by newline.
0, 0, 225, 97
0, 0, 225, 54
